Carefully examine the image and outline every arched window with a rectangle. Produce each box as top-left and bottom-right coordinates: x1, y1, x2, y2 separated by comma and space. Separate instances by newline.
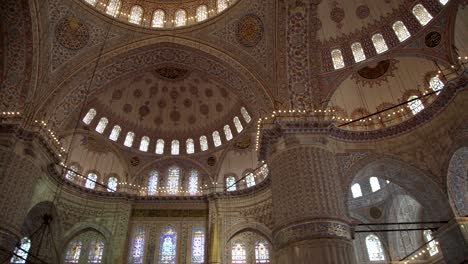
439, 0, 449, 5
366, 235, 385, 261
107, 177, 118, 192
261, 164, 269, 178
106, 0, 121, 17
351, 42, 366, 63
331, 49, 345, 69
232, 243, 246, 264
171, 140, 180, 155
196, 5, 208, 22
213, 131, 221, 147
392, 21, 411, 42
124, 132, 135, 147
87, 240, 104, 263
159, 226, 177, 264
407, 95, 424, 115
240, 107, 251, 123
84, 0, 97, 6
233, 117, 243, 133
129, 5, 143, 25
175, 9, 187, 27
65, 165, 77, 181
148, 170, 158, 195
189, 170, 199, 195
130, 228, 145, 263
109, 125, 121, 141
224, 125, 233, 141
155, 139, 165, 154
152, 10, 165, 28
226, 176, 236, 191
10, 237, 31, 264
217, 0, 228, 13
351, 183, 362, 198
429, 76, 444, 95
85, 173, 98, 189
186, 138, 195, 154
167, 167, 180, 194
191, 229, 205, 263
255, 241, 270, 263
369, 177, 381, 192
95, 117, 108, 134
64, 240, 82, 263
200, 136, 208, 151
424, 230, 439, 256
139, 136, 150, 152
83, 109, 97, 125
371, 33, 389, 54
246, 173, 255, 188
413, 4, 433, 26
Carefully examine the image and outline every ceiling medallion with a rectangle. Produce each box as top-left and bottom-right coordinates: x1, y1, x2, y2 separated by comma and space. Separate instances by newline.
357, 60, 391, 79
351, 59, 399, 88
369, 207, 382, 219
207, 156, 216, 166
154, 67, 190, 81
425, 31, 442, 48
55, 17, 89, 50
236, 14, 264, 47
235, 134, 251, 150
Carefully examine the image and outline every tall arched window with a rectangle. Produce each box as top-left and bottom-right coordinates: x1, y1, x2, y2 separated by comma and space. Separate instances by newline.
233, 117, 243, 133
351, 42, 366, 63
392, 21, 411, 42
107, 177, 118, 192
200, 136, 208, 151
129, 5, 143, 25
167, 167, 180, 194
351, 183, 362, 198
255, 241, 270, 263
130, 228, 145, 263
83, 109, 97, 125
423, 230, 439, 256
226, 176, 236, 191
85, 173, 98, 189
429, 76, 444, 95
407, 95, 424, 115
139, 136, 150, 152
64, 240, 82, 263
152, 10, 165, 28
366, 235, 385, 261
213, 131, 221, 147
84, 0, 97, 6
175, 9, 187, 27
189, 170, 199, 195
371, 33, 389, 54
171, 140, 180, 155
413, 4, 433, 26
148, 170, 158, 195
159, 226, 177, 264
261, 164, 269, 178
217, 0, 228, 12
124, 132, 135, 147
155, 139, 165, 154
65, 166, 77, 181
10, 237, 31, 264
87, 240, 104, 263
240, 107, 251, 123
186, 138, 195, 154
369, 177, 381, 192
196, 5, 208, 22
109, 125, 121, 141
246, 173, 256, 188
232, 243, 246, 264
224, 125, 233, 141
331, 49, 345, 69
95, 117, 108, 134
106, 0, 121, 17
191, 229, 205, 263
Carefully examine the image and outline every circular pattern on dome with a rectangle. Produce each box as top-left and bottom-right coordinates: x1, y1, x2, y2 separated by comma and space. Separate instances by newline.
157, 99, 166, 109
112, 89, 123, 100
130, 156, 140, 166
207, 156, 216, 166
236, 14, 264, 47
200, 104, 209, 115
123, 104, 133, 113
370, 207, 382, 219
55, 17, 89, 50
170, 111, 181, 122
356, 5, 370, 19
170, 90, 179, 100
330, 7, 345, 24
154, 116, 163, 126
425, 32, 442, 48
139, 104, 150, 118
216, 103, 223, 112
183, 98, 192, 108
357, 60, 391, 79
188, 115, 196, 124
189, 85, 198, 95
133, 89, 143, 98
205, 89, 213, 97
155, 67, 190, 81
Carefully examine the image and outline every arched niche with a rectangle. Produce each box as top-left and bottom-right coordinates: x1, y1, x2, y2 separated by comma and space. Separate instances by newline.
447, 147, 468, 216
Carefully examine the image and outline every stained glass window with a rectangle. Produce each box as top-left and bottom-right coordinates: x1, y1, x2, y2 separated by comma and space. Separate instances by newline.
83, 109, 96, 125
392, 21, 411, 42
246, 173, 255, 188
10, 237, 31, 264
351, 183, 362, 198
109, 125, 121, 141
148, 170, 158, 195
232, 243, 246, 264
85, 173, 97, 189
213, 131, 221, 147
87, 240, 104, 263
226, 176, 236, 191
167, 167, 180, 194
255, 241, 270, 263
129, 5, 143, 25
224, 125, 233, 141
351, 42, 366, 63
107, 177, 118, 192
186, 138, 195, 154
407, 95, 424, 115
139, 136, 150, 152
200, 136, 208, 151
191, 229, 205, 263
171, 140, 179, 155
331, 49, 345, 69
156, 139, 165, 154
106, 0, 121, 17
429, 76, 444, 95
159, 226, 177, 264
233, 117, 243, 133
124, 132, 135, 147
261, 164, 269, 178
64, 240, 81, 263
152, 10, 165, 28
366, 235, 385, 261
413, 4, 433, 26
372, 34, 389, 54
424, 230, 439, 256
217, 0, 228, 12
189, 170, 199, 195
240, 107, 252, 123
95, 117, 108, 134
196, 5, 208, 22
369, 177, 381, 192
84, 0, 97, 6
175, 9, 186, 27
65, 165, 77, 181
130, 228, 145, 264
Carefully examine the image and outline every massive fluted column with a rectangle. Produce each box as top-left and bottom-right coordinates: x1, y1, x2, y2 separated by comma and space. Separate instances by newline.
435, 217, 468, 263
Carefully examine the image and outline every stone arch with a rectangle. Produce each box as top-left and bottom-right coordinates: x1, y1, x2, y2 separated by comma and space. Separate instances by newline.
223, 221, 273, 248
447, 147, 468, 216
